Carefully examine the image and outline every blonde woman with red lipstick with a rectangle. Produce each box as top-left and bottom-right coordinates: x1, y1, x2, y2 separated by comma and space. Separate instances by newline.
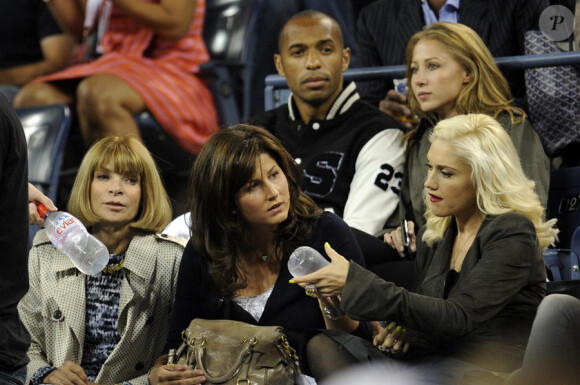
19, 136, 185, 385
292, 114, 558, 384
396, 22, 549, 232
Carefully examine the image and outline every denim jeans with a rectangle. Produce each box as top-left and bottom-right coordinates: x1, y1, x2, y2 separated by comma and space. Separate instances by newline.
0, 365, 26, 385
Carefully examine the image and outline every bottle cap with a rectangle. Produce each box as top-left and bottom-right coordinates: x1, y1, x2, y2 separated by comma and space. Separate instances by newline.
37, 203, 49, 218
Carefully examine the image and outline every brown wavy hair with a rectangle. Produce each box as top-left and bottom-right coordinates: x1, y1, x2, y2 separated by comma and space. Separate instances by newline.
188, 124, 322, 296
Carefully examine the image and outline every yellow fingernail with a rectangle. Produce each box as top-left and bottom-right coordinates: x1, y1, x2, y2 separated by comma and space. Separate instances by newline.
325, 242, 331, 248
388, 323, 395, 330
289, 279, 295, 284
396, 326, 402, 332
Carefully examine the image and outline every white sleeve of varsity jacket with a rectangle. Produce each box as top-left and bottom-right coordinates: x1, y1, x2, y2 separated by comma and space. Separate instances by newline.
343, 129, 406, 235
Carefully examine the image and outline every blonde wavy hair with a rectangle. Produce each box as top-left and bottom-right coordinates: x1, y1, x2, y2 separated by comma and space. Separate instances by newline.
405, 22, 524, 126
422, 114, 557, 250
68, 135, 172, 232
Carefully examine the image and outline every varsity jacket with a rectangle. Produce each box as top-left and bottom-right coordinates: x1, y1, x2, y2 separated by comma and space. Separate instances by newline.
250, 82, 406, 235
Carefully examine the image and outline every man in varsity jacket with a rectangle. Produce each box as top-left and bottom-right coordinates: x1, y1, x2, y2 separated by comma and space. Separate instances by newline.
249, 10, 405, 235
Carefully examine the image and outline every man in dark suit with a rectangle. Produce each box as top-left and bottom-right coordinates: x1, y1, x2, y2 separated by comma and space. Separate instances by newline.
356, 0, 548, 128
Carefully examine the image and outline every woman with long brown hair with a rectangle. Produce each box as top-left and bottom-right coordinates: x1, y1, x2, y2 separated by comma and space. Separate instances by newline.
398, 22, 549, 232
151, 124, 371, 385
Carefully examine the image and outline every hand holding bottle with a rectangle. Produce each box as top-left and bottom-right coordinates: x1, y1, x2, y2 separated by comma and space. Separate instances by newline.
288, 243, 350, 319
288, 245, 344, 319
378, 79, 420, 130
28, 183, 57, 226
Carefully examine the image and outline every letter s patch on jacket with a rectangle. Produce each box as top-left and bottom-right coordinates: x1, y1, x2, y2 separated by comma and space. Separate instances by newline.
302, 152, 344, 198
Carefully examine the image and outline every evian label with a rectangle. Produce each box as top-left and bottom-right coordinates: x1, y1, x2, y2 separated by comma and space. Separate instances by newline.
51, 214, 83, 243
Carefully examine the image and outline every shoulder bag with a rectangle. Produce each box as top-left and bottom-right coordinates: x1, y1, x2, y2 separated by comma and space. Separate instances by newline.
170, 318, 300, 385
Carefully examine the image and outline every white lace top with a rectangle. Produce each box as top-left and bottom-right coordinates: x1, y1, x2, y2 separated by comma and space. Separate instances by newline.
232, 286, 274, 322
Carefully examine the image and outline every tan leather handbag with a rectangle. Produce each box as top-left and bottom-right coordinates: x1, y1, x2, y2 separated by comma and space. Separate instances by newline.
171, 319, 300, 384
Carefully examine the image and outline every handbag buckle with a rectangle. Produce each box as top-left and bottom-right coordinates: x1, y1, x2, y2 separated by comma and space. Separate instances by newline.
186, 336, 206, 348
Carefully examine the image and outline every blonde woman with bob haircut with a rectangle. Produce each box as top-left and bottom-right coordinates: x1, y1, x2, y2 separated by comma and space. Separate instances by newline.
291, 114, 558, 384
68, 135, 172, 232
398, 22, 549, 231
19, 136, 185, 385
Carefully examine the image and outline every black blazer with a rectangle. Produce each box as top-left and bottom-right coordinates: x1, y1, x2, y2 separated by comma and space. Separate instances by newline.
355, 0, 549, 106
342, 213, 547, 373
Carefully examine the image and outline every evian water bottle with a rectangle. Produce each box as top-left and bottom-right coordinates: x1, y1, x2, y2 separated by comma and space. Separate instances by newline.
288, 246, 345, 320
37, 204, 109, 275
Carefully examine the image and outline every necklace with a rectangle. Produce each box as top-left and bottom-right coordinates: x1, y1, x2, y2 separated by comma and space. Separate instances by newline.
102, 258, 125, 274
450, 216, 485, 270
259, 246, 278, 263
450, 232, 477, 271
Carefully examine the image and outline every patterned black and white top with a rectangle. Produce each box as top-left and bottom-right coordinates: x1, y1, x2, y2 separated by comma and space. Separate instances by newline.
82, 253, 125, 381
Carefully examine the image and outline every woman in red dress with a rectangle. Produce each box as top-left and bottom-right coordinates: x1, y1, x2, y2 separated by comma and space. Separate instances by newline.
14, 0, 219, 155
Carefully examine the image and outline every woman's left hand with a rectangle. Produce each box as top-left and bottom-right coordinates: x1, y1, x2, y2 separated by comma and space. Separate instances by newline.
290, 243, 350, 297
373, 323, 410, 359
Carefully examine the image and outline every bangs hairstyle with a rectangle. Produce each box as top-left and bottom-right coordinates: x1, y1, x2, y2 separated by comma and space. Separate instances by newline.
67, 135, 172, 232
405, 22, 524, 126
189, 124, 321, 296
422, 114, 557, 249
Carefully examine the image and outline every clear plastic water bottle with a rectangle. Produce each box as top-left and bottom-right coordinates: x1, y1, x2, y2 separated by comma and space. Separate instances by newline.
37, 204, 109, 275
288, 246, 345, 320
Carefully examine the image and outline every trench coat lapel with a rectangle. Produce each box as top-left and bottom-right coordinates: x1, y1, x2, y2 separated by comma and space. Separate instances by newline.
116, 234, 156, 333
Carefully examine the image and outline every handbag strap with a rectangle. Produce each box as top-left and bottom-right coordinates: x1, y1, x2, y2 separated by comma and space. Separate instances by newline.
194, 338, 257, 383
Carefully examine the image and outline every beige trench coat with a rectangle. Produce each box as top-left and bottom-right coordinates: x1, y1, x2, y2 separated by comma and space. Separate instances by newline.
18, 230, 185, 385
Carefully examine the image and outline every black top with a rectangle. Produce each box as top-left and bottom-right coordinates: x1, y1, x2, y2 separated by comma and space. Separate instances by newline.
0, 95, 30, 370
0, 0, 62, 69
166, 212, 372, 351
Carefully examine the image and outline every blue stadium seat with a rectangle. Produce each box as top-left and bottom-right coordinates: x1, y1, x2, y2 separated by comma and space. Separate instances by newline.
545, 227, 580, 298
18, 103, 71, 201
544, 167, 580, 296
16, 103, 72, 247
546, 166, 580, 249
543, 237, 580, 282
